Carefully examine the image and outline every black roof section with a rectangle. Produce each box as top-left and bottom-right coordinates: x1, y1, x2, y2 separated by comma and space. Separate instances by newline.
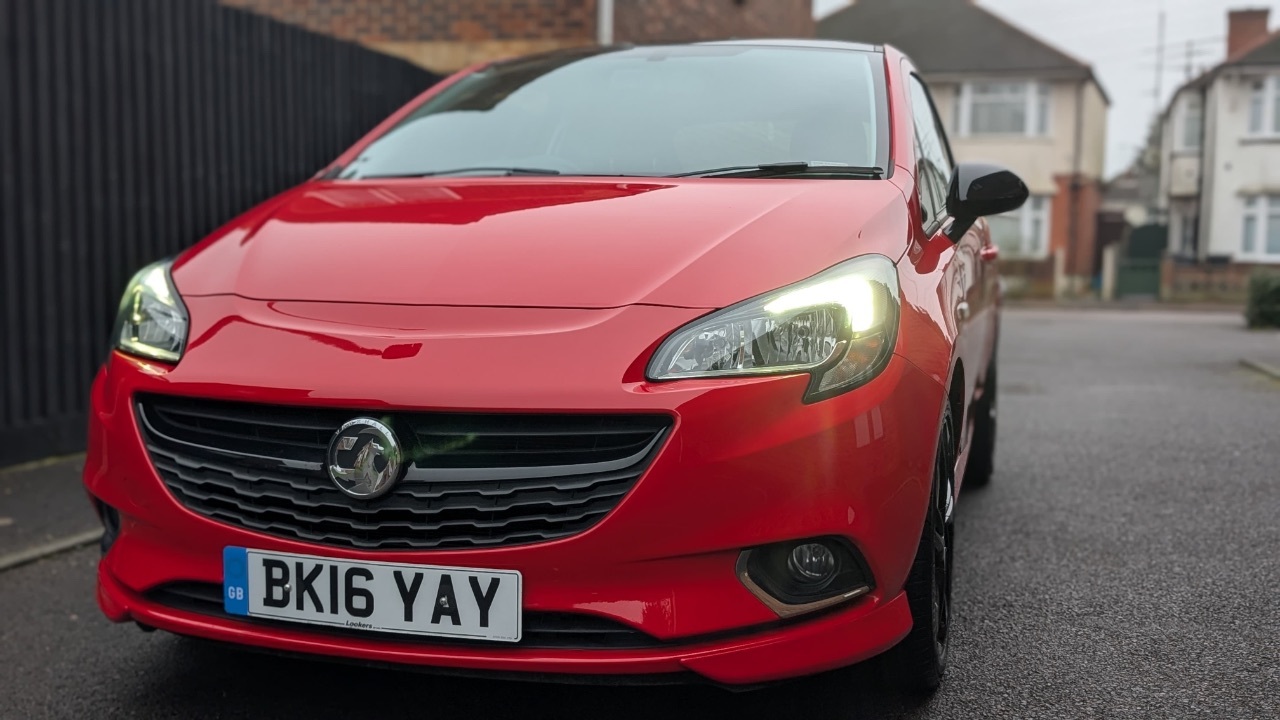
819, 0, 1107, 99
1225, 31, 1280, 66
703, 38, 882, 53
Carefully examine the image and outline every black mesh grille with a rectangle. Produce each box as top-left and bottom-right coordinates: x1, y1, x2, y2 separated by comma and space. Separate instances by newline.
136, 394, 671, 550
147, 582, 662, 649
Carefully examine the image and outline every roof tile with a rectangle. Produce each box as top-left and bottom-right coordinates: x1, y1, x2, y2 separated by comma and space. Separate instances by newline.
818, 0, 1089, 76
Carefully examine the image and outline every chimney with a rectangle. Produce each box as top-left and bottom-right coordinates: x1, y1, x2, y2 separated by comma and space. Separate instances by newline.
1228, 9, 1271, 58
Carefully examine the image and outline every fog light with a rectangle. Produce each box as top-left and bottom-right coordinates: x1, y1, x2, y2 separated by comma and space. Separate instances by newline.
737, 536, 873, 619
788, 543, 837, 584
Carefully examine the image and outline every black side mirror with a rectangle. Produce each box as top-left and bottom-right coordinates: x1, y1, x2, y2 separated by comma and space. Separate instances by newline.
945, 163, 1029, 241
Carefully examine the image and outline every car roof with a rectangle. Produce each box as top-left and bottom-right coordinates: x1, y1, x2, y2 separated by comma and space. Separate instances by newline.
699, 39, 882, 54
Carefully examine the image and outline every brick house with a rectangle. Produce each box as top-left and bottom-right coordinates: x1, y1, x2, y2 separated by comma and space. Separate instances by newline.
1157, 9, 1280, 301
819, 0, 1110, 298
220, 0, 815, 73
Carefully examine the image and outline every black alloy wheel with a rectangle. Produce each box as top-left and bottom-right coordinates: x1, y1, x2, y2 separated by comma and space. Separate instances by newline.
889, 402, 957, 694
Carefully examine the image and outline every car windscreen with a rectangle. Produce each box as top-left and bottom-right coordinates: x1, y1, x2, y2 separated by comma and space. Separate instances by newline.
338, 45, 889, 179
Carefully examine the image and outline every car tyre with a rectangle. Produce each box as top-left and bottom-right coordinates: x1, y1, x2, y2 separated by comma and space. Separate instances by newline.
888, 402, 957, 695
963, 356, 997, 489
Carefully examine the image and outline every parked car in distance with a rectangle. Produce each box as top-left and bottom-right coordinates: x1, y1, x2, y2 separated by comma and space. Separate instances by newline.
87, 40, 1026, 695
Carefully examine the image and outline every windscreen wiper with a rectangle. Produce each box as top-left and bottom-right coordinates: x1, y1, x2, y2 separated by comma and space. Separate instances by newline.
670, 162, 883, 179
361, 167, 564, 179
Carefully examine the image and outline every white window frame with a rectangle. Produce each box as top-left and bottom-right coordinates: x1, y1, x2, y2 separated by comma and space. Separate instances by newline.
1176, 92, 1202, 151
989, 195, 1051, 259
1246, 76, 1280, 137
1240, 195, 1280, 262
955, 80, 1050, 138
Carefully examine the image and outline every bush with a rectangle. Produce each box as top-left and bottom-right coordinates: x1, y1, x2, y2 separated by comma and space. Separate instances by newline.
1245, 269, 1280, 328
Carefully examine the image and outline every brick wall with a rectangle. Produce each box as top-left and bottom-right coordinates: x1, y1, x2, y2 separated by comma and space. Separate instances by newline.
614, 0, 814, 43
219, 0, 596, 43
1000, 258, 1056, 299
1160, 258, 1261, 303
220, 1, 816, 71
220, 0, 598, 71
1050, 174, 1104, 281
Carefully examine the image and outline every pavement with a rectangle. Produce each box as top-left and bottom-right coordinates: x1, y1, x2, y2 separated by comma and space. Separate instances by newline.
0, 457, 98, 562
1, 308, 1278, 719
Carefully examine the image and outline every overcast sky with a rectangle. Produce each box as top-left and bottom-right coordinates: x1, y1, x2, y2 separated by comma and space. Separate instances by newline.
814, 0, 1280, 177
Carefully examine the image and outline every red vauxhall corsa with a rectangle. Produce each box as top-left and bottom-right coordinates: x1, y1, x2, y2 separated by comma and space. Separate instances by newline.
86, 40, 1026, 694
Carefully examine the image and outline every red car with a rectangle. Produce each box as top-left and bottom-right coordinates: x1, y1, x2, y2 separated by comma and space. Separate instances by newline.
87, 40, 1025, 694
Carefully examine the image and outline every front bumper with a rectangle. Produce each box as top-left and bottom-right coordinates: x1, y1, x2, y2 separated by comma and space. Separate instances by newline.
85, 299, 945, 685
97, 562, 912, 685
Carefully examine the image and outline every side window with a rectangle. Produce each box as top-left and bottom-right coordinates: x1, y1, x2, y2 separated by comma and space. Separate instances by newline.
908, 76, 956, 231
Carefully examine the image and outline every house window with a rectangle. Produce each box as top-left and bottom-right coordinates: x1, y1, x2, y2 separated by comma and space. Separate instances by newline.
957, 81, 1050, 137
987, 195, 1051, 258
1178, 93, 1202, 150
1247, 77, 1280, 136
1241, 195, 1280, 260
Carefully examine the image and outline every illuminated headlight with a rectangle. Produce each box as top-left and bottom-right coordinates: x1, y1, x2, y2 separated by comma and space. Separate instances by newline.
113, 260, 188, 363
646, 255, 899, 401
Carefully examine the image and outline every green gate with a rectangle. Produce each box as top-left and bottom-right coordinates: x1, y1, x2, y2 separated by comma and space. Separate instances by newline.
1116, 224, 1167, 298
1116, 259, 1162, 297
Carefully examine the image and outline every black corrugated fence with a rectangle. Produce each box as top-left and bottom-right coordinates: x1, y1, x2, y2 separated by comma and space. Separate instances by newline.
0, 0, 440, 467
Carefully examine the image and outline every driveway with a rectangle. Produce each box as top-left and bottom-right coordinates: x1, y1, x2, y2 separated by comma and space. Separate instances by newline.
1, 308, 1277, 719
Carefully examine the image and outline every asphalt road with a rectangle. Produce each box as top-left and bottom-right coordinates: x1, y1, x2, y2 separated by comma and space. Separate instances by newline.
1, 308, 1278, 719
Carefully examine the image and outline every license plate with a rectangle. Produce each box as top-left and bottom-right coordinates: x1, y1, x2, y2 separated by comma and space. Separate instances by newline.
222, 547, 522, 642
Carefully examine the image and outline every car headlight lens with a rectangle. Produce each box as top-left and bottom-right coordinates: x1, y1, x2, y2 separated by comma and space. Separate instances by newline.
113, 260, 188, 363
646, 255, 899, 401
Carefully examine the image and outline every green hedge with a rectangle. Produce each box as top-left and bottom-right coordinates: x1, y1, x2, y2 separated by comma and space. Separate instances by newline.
1246, 270, 1280, 328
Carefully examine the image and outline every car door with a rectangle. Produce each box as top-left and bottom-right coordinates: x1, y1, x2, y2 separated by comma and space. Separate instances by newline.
904, 71, 985, 441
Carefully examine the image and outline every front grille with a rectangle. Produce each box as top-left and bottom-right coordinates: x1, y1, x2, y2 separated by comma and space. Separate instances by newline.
136, 394, 671, 550
148, 582, 662, 649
